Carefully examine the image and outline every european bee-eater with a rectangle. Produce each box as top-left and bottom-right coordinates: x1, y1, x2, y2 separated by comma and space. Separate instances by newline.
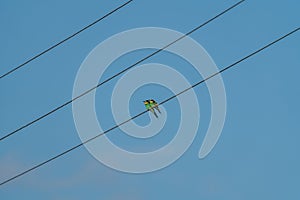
149, 99, 161, 114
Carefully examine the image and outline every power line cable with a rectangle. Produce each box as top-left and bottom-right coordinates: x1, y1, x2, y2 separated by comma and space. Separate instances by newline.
0, 0, 134, 80
0, 26, 298, 187
0, 0, 245, 142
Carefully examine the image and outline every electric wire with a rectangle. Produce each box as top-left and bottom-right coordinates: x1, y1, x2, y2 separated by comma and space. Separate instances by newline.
0, 0, 245, 142
0, 0, 133, 79
0, 26, 298, 187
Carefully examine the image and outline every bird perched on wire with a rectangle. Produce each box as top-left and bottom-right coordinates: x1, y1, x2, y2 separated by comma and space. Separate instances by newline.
143, 99, 161, 118
149, 99, 161, 114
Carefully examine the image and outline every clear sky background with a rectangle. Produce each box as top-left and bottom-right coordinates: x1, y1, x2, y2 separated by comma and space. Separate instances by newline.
0, 0, 299, 199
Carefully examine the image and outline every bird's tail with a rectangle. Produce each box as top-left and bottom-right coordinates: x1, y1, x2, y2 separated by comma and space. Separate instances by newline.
150, 108, 158, 118
154, 105, 161, 113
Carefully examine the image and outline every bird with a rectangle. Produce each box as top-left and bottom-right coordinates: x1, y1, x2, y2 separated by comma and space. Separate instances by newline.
149, 99, 161, 114
143, 100, 158, 118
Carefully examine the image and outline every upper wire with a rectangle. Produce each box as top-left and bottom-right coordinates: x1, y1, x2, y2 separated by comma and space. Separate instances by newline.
0, 0, 134, 79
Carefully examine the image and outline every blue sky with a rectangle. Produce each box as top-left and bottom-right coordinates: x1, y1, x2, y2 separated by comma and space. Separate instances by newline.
0, 0, 299, 199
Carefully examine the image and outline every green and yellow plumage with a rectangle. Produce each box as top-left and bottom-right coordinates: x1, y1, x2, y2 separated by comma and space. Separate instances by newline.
149, 99, 161, 113
144, 100, 158, 118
